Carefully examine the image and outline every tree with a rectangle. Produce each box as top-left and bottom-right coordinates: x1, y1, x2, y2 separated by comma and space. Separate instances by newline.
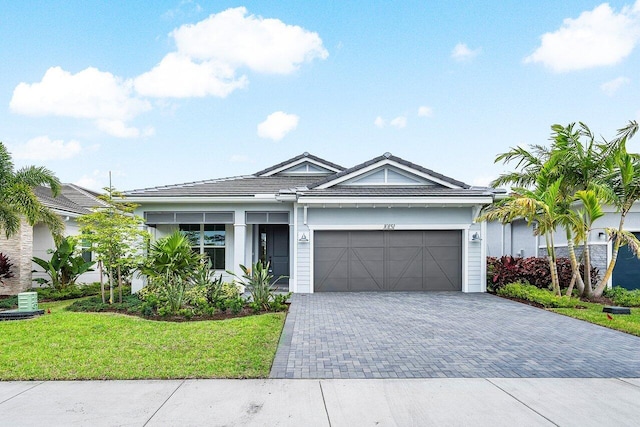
78, 186, 149, 303
0, 142, 63, 240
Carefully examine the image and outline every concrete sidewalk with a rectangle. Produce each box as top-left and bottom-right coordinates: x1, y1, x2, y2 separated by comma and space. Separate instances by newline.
1, 378, 639, 426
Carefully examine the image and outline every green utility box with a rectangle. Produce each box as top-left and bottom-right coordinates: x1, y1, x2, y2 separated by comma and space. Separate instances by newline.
17, 292, 39, 312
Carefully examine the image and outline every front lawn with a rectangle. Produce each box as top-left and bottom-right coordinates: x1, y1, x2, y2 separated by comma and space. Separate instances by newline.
0, 299, 285, 380
552, 305, 640, 337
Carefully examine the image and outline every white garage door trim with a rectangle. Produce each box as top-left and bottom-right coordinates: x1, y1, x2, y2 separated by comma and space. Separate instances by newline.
308, 224, 471, 293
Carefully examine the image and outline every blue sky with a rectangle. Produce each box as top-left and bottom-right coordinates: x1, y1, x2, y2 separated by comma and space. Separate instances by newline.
2, 0, 640, 191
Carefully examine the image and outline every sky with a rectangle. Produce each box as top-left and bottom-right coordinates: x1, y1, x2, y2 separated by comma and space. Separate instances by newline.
2, 0, 640, 192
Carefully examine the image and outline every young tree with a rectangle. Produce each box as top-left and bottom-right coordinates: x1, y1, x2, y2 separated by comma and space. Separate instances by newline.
78, 186, 149, 303
0, 142, 63, 240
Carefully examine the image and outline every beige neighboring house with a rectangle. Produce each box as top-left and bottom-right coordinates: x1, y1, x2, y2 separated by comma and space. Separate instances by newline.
0, 184, 107, 296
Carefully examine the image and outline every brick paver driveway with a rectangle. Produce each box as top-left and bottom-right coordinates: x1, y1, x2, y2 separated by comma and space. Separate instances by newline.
270, 292, 640, 379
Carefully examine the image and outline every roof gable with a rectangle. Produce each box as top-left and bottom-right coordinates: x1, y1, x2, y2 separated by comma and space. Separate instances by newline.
309, 153, 470, 190
254, 152, 344, 177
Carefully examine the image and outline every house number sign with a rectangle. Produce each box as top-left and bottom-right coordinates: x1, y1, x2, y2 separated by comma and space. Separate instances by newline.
383, 224, 396, 230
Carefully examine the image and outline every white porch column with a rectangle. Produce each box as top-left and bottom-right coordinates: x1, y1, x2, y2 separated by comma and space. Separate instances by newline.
233, 222, 247, 275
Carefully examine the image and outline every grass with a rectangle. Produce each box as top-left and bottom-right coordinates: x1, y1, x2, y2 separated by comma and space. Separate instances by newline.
552, 304, 640, 337
0, 299, 286, 380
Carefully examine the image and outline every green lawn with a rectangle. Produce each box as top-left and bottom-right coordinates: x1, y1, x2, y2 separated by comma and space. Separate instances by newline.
552, 305, 640, 337
0, 299, 286, 380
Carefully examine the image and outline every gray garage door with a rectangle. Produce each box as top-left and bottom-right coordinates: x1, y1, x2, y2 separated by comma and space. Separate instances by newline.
314, 230, 462, 291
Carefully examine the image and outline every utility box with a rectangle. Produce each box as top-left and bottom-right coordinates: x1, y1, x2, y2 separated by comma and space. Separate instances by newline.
17, 292, 38, 312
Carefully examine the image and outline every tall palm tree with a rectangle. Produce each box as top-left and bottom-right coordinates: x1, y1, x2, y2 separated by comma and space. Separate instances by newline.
0, 142, 63, 240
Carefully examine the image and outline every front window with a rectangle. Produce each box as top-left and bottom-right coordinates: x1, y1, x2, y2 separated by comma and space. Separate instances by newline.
179, 224, 225, 269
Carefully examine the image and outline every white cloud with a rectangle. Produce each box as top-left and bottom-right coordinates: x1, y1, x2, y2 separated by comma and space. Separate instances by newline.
524, 2, 640, 72
162, 0, 202, 20
10, 136, 83, 161
374, 116, 386, 128
417, 106, 433, 117
74, 170, 125, 191
134, 53, 248, 98
172, 7, 328, 74
601, 76, 630, 95
10, 67, 151, 138
451, 43, 481, 61
257, 111, 299, 141
390, 116, 407, 129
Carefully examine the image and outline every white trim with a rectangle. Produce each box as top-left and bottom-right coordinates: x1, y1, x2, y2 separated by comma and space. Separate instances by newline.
292, 202, 298, 293
462, 228, 469, 292
480, 220, 487, 292
297, 196, 493, 205
315, 159, 464, 190
125, 196, 277, 203
340, 166, 431, 186
260, 157, 342, 177
307, 224, 471, 231
307, 225, 471, 293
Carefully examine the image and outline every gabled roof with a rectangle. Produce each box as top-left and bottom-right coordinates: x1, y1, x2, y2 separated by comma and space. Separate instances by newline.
35, 184, 105, 216
308, 152, 470, 190
254, 152, 345, 176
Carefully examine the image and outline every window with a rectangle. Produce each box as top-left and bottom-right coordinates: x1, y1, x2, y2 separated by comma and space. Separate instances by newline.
81, 238, 92, 263
179, 224, 225, 269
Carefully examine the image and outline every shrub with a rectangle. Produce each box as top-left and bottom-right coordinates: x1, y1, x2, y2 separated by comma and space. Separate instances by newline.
0, 295, 18, 310
487, 256, 599, 291
32, 236, 95, 290
33, 282, 102, 301
0, 253, 15, 285
66, 293, 142, 313
604, 286, 640, 307
228, 262, 288, 312
497, 282, 582, 308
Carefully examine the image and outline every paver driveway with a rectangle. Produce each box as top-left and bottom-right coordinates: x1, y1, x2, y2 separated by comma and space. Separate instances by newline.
270, 292, 640, 379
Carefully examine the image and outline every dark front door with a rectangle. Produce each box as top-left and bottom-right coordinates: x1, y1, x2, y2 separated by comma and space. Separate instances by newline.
259, 225, 290, 284
613, 232, 640, 290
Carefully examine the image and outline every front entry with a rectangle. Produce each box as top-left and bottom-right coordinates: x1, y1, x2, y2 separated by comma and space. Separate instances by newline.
259, 224, 290, 285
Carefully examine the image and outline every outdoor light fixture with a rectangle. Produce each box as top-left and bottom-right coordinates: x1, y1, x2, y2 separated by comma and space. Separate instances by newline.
598, 231, 606, 241
471, 232, 482, 242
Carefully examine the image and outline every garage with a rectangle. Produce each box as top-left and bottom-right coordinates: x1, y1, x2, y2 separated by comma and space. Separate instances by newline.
313, 230, 462, 291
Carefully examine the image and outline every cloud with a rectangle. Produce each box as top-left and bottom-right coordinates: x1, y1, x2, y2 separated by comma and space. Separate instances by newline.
601, 76, 631, 95
134, 53, 248, 98
74, 169, 125, 191
10, 67, 151, 138
162, 0, 202, 20
524, 2, 640, 72
138, 7, 328, 99
10, 136, 83, 161
257, 111, 299, 141
172, 7, 328, 74
374, 116, 386, 128
389, 116, 407, 129
417, 106, 433, 117
451, 43, 481, 61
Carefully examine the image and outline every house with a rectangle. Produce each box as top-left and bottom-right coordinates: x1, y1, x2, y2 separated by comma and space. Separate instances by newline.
485, 210, 640, 290
126, 152, 499, 293
0, 184, 107, 295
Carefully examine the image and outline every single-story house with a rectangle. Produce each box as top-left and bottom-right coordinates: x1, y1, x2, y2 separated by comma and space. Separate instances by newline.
0, 184, 106, 295
126, 152, 500, 293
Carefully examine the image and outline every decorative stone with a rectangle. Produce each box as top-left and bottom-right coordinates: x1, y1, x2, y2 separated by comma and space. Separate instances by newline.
603, 306, 631, 315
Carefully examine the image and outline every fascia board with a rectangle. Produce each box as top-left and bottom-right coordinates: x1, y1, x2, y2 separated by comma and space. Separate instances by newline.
124, 196, 278, 204
297, 196, 494, 205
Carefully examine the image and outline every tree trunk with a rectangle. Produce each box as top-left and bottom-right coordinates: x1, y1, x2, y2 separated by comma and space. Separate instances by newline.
99, 261, 105, 304
109, 267, 114, 304
565, 232, 585, 296
548, 232, 561, 296
594, 213, 627, 298
118, 265, 123, 304
582, 240, 593, 297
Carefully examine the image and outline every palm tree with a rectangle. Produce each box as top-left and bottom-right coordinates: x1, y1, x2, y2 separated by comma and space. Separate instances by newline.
0, 142, 63, 240
479, 175, 565, 295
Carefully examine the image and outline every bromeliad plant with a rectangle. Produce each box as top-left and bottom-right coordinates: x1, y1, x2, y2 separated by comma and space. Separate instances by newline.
32, 236, 95, 290
0, 252, 14, 286
227, 262, 289, 312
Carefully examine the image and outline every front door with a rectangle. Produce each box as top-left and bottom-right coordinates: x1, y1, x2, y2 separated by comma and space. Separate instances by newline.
259, 225, 290, 284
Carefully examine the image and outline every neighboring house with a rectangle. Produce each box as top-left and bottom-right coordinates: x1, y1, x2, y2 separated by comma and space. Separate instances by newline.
126, 152, 498, 293
485, 207, 640, 290
0, 184, 107, 295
